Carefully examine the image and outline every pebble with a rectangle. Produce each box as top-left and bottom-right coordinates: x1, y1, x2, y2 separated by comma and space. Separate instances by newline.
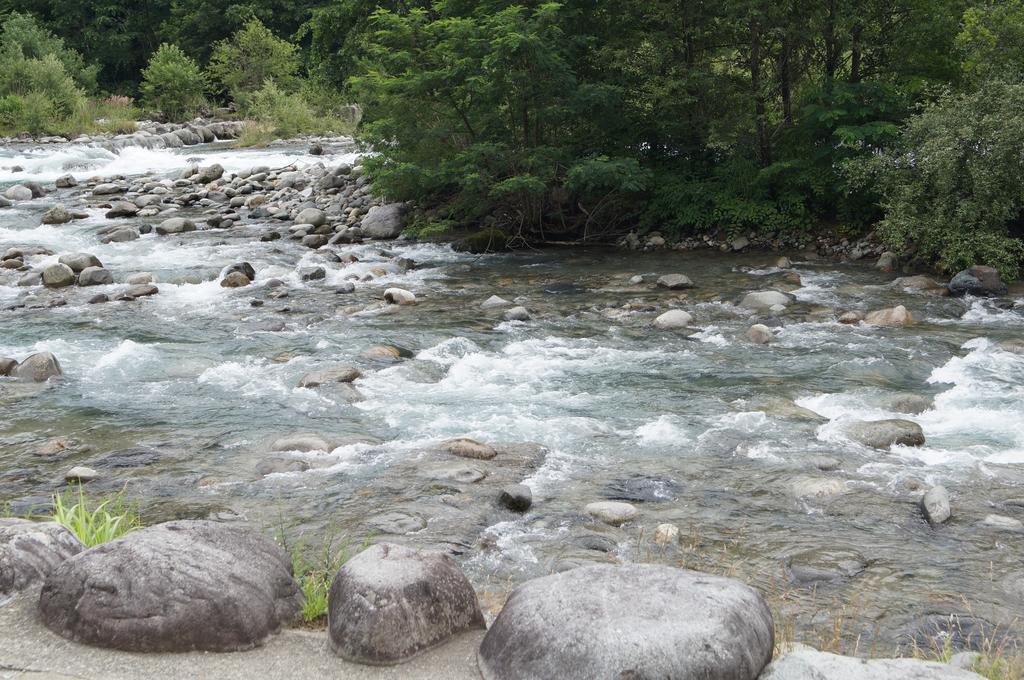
584, 501, 639, 526
64, 466, 98, 483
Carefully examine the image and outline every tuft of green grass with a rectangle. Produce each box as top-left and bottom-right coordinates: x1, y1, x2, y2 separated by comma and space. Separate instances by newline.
277, 528, 368, 625
50, 486, 141, 547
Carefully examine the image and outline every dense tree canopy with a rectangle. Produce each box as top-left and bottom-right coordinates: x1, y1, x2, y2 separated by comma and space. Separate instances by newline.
4, 0, 1024, 275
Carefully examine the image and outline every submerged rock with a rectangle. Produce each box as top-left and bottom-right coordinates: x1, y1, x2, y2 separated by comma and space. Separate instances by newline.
656, 273, 694, 290
39, 520, 302, 652
0, 519, 83, 596
760, 647, 984, 679
786, 548, 867, 584
478, 564, 774, 680
921, 486, 951, 526
328, 543, 485, 665
844, 419, 925, 449
12, 352, 62, 382
441, 438, 497, 460
270, 434, 333, 452
297, 365, 361, 388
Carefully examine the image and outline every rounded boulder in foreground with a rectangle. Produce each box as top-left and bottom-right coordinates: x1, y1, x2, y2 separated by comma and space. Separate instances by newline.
328, 543, 485, 665
478, 564, 774, 680
38, 520, 301, 652
0, 519, 84, 596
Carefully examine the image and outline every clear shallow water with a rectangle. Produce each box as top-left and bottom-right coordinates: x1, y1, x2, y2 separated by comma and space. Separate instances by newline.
2, 142, 1024, 646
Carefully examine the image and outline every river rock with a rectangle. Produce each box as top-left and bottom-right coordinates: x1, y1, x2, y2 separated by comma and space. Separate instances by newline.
77, 266, 113, 287
11, 352, 62, 382
747, 323, 773, 344
41, 204, 73, 224
584, 501, 638, 526
441, 438, 496, 460
864, 305, 914, 327
58, 253, 101, 273
948, 265, 1007, 297
126, 272, 154, 285
99, 227, 139, 244
220, 271, 250, 288
123, 284, 159, 298
360, 203, 407, 239
65, 466, 99, 482
271, 434, 333, 452
193, 163, 224, 184
297, 365, 361, 388
104, 201, 139, 218
884, 392, 933, 415
41, 263, 75, 287
156, 217, 196, 235
478, 564, 774, 680
982, 514, 1023, 532
760, 647, 984, 679
368, 512, 426, 535
55, 174, 77, 188
328, 543, 484, 665
500, 484, 533, 512
844, 419, 925, 449
790, 477, 845, 500
0, 519, 84, 596
656, 273, 694, 290
921, 486, 951, 525
295, 208, 326, 227
653, 309, 692, 329
481, 295, 512, 309
875, 252, 898, 272
38, 520, 302, 652
383, 287, 416, 305
91, 183, 123, 196
740, 290, 793, 311
4, 184, 32, 201
653, 523, 680, 546
0, 357, 16, 376
503, 305, 530, 321
786, 548, 866, 584
893, 275, 948, 296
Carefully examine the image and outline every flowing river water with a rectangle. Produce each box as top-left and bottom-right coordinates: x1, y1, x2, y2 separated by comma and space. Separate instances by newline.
2, 139, 1023, 650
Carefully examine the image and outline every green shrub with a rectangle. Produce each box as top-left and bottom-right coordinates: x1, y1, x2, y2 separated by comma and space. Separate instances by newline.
856, 79, 1024, 280
50, 487, 141, 548
0, 12, 97, 92
140, 43, 207, 122
208, 18, 300, 112
247, 79, 314, 137
277, 530, 366, 624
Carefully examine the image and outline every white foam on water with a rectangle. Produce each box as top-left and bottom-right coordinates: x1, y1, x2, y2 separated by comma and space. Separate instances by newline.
634, 414, 692, 446
690, 326, 730, 346
0, 143, 361, 184
929, 299, 1024, 327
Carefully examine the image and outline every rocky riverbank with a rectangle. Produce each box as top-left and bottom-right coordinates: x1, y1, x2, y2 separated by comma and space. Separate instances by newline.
1, 135, 1023, 677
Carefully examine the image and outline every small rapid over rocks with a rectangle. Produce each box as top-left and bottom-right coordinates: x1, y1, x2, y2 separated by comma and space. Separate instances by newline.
1, 135, 1023, 663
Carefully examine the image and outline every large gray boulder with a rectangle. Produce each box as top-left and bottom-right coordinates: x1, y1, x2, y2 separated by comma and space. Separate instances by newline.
156, 217, 196, 235
78, 266, 113, 287
11, 352, 62, 382
0, 519, 84, 596
58, 252, 101, 273
193, 163, 225, 184
41, 205, 74, 224
844, 419, 925, 449
39, 520, 302, 652
740, 290, 794, 311
948, 266, 1007, 297
328, 542, 485, 664
360, 203, 407, 239
41, 263, 76, 287
759, 647, 984, 679
295, 207, 327, 227
5, 184, 33, 201
478, 564, 774, 680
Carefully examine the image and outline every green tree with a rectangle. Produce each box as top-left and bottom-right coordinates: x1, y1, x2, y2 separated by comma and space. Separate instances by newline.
139, 43, 206, 122
859, 80, 1024, 279
0, 12, 97, 91
957, 0, 1024, 83
208, 17, 299, 110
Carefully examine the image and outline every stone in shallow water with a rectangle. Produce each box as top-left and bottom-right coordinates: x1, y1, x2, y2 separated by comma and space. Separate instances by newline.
653, 523, 680, 546
271, 434, 333, 452
12, 352, 62, 382
760, 647, 984, 679
41, 263, 75, 287
38, 520, 301, 652
740, 290, 793, 311
656, 273, 694, 290
499, 484, 532, 512
902, 613, 1021, 653
0, 519, 83, 596
584, 501, 639, 526
368, 511, 426, 535
653, 309, 692, 329
441, 438, 497, 460
383, 287, 416, 305
786, 548, 867, 584
844, 419, 925, 449
604, 475, 681, 502
297, 365, 361, 388
864, 305, 915, 327
478, 564, 774, 680
328, 542, 484, 665
921, 486, 951, 525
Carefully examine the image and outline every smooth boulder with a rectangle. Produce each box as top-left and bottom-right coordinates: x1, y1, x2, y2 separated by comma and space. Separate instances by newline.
41, 263, 75, 287
653, 309, 692, 330
295, 208, 327, 227
948, 265, 1007, 297
759, 647, 984, 679
478, 564, 774, 680
360, 203, 408, 239
0, 519, 84, 596
38, 520, 302, 652
77, 266, 113, 287
864, 305, 914, 327
844, 419, 925, 449
297, 365, 361, 388
156, 217, 196, 235
441, 438, 497, 460
328, 543, 485, 664
58, 252, 101, 273
12, 352, 62, 382
740, 290, 793, 311
41, 205, 73, 224
383, 287, 416, 305
921, 485, 951, 526
656, 274, 694, 290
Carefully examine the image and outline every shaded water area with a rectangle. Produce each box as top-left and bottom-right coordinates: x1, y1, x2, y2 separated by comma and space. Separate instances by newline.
2, 140, 1023, 651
